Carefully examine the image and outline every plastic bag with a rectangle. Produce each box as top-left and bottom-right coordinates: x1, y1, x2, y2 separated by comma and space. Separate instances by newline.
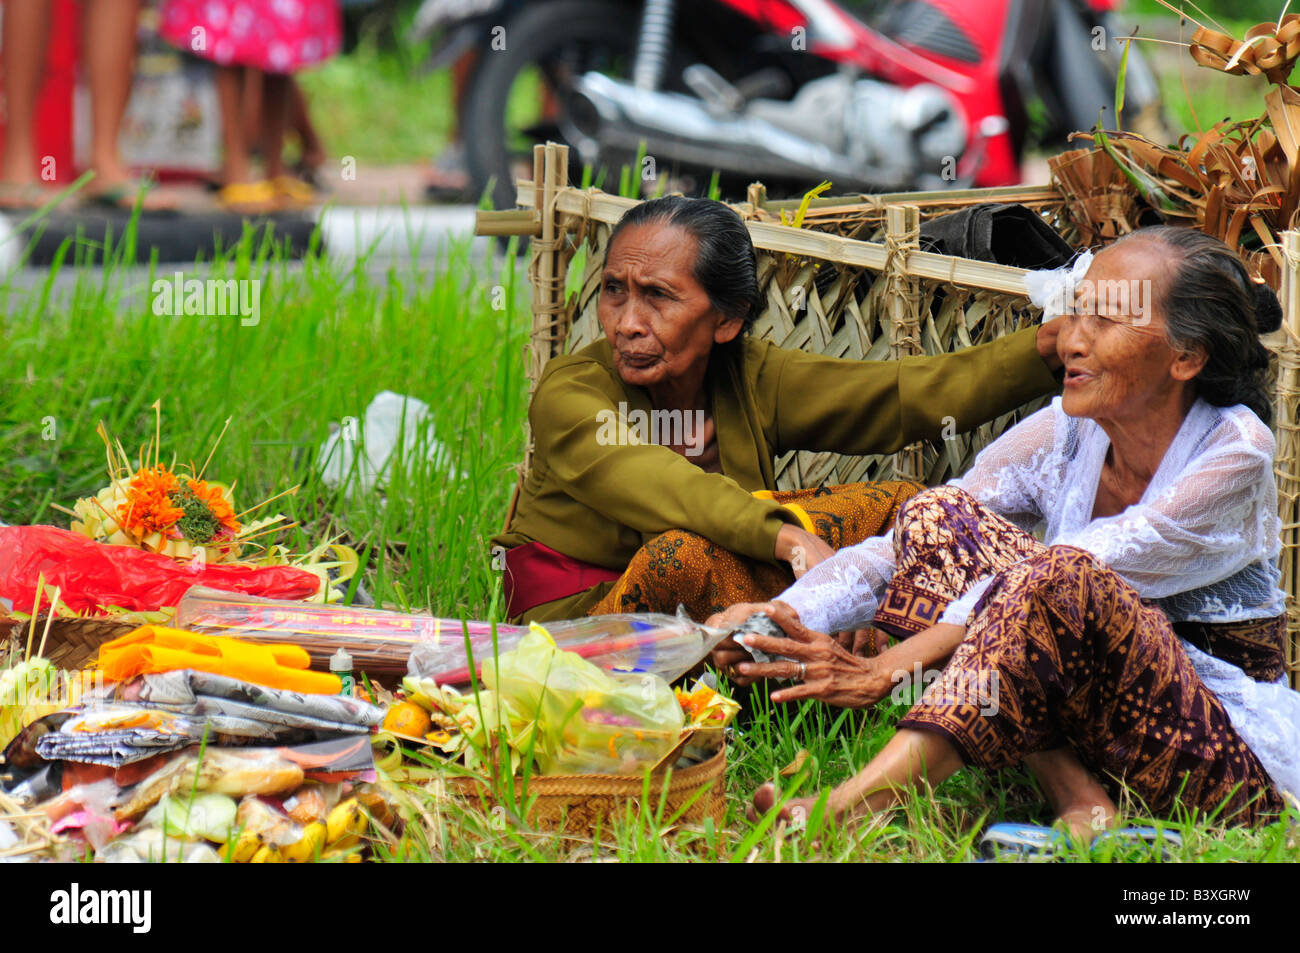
0, 525, 322, 614
317, 390, 459, 492
175, 585, 524, 676
410, 609, 729, 687
483, 624, 684, 774
110, 747, 306, 821
177, 589, 728, 685
96, 829, 221, 863
143, 793, 238, 842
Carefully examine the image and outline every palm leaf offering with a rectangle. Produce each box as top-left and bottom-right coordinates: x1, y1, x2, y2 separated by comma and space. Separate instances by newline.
4, 401, 362, 623
1050, 10, 1300, 286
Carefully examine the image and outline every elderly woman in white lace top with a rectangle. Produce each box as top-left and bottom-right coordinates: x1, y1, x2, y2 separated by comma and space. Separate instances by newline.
709, 226, 1300, 836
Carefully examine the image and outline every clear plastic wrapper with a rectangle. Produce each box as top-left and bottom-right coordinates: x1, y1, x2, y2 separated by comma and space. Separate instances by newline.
177, 587, 728, 685
409, 609, 729, 686
175, 585, 524, 676
96, 829, 221, 863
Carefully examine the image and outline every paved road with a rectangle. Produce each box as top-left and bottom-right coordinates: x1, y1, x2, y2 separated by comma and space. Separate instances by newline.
0, 204, 488, 293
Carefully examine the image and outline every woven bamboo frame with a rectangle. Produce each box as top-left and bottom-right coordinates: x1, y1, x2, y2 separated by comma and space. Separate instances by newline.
499, 142, 1300, 688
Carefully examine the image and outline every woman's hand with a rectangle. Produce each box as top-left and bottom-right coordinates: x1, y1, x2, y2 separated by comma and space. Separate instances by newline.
774, 524, 834, 578
705, 601, 777, 687
734, 602, 893, 708
1036, 315, 1065, 371
834, 628, 888, 658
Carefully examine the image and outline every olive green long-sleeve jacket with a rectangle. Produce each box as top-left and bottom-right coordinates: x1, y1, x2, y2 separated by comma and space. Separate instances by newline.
494, 327, 1059, 620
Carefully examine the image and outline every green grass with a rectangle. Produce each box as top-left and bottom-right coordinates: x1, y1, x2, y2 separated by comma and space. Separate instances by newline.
3, 212, 1298, 862
297, 37, 456, 165
0, 221, 526, 620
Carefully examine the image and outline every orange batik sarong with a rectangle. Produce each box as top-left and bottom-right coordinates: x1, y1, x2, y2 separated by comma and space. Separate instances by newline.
587, 481, 923, 623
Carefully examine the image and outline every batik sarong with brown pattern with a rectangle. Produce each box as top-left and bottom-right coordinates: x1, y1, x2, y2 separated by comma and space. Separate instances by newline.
587, 481, 923, 623
880, 485, 1285, 827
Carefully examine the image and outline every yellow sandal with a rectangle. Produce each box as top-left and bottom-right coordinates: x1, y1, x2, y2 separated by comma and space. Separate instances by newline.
218, 180, 280, 214
272, 175, 318, 209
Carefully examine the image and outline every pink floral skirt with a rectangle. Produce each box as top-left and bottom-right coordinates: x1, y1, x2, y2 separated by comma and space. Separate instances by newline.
159, 0, 341, 73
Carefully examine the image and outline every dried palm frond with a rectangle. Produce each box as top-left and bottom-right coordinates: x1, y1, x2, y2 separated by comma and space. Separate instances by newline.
1049, 147, 1147, 246
1188, 13, 1300, 85
1050, 14, 1300, 285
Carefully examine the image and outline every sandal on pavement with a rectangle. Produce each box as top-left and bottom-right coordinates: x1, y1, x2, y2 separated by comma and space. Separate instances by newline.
218, 180, 280, 215
84, 179, 177, 212
271, 174, 318, 209
0, 181, 52, 210
292, 156, 326, 191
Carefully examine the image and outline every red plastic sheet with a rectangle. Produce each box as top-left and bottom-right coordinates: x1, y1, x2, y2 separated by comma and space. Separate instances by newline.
0, 525, 322, 613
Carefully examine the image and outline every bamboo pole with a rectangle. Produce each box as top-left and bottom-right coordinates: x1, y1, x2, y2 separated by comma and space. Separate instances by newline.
885, 205, 925, 481
519, 142, 571, 479
475, 208, 540, 237
514, 183, 1036, 295
758, 182, 1060, 213
1276, 229, 1300, 689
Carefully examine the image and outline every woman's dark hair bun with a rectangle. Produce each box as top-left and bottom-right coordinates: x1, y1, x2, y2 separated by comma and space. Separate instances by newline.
1254, 282, 1283, 334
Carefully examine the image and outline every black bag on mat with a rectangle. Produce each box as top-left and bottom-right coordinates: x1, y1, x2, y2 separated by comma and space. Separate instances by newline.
918, 203, 1075, 270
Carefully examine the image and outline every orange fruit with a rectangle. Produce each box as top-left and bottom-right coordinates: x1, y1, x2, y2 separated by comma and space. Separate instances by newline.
383, 701, 432, 739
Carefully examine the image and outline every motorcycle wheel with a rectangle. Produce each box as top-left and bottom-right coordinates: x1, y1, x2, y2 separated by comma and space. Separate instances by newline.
461, 0, 642, 212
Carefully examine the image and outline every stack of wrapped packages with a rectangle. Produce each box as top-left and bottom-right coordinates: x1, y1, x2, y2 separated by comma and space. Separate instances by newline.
3, 589, 744, 863
2, 626, 386, 863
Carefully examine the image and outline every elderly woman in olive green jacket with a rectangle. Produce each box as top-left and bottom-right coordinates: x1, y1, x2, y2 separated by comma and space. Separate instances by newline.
493, 196, 1064, 631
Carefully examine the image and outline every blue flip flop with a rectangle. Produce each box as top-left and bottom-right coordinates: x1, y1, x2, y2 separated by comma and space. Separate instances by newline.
978, 822, 1183, 861
1091, 826, 1182, 861
978, 822, 1066, 861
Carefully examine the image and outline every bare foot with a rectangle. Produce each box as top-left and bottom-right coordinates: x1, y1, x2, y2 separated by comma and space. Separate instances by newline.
1057, 803, 1113, 845
747, 782, 821, 823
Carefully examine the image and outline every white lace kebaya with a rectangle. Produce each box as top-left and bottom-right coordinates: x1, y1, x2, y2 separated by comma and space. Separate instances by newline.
777, 396, 1300, 798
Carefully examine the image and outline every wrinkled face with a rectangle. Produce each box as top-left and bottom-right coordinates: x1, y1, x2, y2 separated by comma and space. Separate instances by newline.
1058, 240, 1206, 421
598, 223, 743, 392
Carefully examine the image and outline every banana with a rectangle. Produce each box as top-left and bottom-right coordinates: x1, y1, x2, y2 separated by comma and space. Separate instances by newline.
250, 845, 283, 864
225, 830, 261, 863
326, 798, 367, 849
281, 822, 326, 863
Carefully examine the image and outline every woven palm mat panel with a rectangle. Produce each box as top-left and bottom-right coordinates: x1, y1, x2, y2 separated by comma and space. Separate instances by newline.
563, 219, 1046, 490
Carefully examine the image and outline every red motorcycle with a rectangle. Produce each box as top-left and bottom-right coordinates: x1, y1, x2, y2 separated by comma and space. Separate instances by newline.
415, 0, 1166, 209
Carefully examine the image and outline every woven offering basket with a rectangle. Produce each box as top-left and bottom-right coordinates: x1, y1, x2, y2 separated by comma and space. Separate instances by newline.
449, 742, 728, 837
2, 615, 136, 671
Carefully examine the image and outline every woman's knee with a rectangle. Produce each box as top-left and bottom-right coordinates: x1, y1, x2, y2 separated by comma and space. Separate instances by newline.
641, 528, 709, 563
991, 546, 1109, 615
893, 485, 979, 553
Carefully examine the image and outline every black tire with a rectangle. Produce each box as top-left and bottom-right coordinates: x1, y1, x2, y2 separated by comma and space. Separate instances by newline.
461, 0, 641, 212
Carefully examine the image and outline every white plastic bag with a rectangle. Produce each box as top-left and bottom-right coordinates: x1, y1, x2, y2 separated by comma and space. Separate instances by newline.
317, 391, 459, 492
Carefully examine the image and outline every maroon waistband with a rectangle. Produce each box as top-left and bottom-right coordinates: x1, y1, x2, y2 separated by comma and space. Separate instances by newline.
502, 541, 624, 619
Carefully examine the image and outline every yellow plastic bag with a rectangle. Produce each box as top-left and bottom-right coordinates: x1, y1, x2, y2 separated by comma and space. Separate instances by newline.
481, 624, 684, 774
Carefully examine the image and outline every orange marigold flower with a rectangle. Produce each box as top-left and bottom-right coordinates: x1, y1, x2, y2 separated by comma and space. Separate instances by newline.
117, 465, 184, 537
